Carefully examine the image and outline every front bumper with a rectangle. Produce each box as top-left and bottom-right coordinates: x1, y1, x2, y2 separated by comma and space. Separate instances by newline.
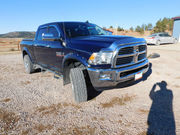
146, 39, 156, 44
87, 59, 149, 90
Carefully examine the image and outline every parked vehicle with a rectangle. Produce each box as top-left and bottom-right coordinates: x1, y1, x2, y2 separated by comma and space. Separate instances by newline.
145, 33, 177, 45
20, 22, 149, 102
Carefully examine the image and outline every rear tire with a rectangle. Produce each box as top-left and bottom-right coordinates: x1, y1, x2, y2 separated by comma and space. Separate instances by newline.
23, 55, 35, 74
70, 67, 88, 103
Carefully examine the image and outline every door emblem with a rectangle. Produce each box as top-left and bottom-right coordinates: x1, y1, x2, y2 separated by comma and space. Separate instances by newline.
56, 52, 64, 57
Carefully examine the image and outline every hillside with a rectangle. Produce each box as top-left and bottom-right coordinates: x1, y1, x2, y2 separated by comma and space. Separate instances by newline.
0, 31, 36, 38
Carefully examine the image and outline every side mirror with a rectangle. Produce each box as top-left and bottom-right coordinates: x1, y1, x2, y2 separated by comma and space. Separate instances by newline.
42, 33, 60, 41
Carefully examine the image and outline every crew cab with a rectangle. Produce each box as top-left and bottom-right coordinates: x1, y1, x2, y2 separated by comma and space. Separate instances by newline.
20, 22, 149, 102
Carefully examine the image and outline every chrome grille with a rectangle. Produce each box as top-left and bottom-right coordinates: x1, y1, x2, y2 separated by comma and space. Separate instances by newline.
138, 45, 147, 52
138, 53, 146, 61
115, 44, 147, 68
118, 47, 134, 55
116, 56, 133, 65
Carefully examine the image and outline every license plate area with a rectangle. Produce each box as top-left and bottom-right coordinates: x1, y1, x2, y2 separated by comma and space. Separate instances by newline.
135, 72, 143, 80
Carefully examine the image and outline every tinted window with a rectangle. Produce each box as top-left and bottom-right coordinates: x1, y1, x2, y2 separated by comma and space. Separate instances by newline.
37, 28, 47, 41
48, 26, 59, 37
164, 33, 171, 37
159, 34, 163, 37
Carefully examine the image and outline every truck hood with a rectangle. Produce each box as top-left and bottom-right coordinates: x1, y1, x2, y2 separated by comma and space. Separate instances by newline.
69, 35, 146, 53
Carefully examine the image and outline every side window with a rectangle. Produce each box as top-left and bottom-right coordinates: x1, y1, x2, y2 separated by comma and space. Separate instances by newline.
48, 26, 59, 37
37, 28, 47, 41
159, 34, 163, 37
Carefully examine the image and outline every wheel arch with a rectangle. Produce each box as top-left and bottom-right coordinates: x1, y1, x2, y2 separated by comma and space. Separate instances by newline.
22, 47, 33, 61
62, 54, 89, 85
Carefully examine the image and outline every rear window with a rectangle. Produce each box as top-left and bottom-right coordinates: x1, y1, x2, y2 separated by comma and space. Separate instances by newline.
37, 28, 47, 41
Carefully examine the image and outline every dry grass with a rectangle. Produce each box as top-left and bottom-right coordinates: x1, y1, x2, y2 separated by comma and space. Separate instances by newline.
174, 85, 180, 88
99, 117, 105, 121
34, 124, 53, 133
0, 108, 19, 133
57, 125, 95, 135
21, 81, 31, 85
0, 38, 21, 52
36, 102, 81, 116
101, 94, 135, 108
0, 98, 11, 102
137, 131, 147, 135
21, 129, 31, 135
0, 51, 21, 55
138, 109, 149, 114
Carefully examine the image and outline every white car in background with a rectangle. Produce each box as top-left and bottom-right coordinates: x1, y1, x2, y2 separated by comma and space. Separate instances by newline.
145, 33, 177, 45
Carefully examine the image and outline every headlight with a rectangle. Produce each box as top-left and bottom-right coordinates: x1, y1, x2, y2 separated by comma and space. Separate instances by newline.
88, 52, 113, 65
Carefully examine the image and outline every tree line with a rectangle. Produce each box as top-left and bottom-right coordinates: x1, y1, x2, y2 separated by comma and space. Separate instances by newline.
108, 17, 173, 34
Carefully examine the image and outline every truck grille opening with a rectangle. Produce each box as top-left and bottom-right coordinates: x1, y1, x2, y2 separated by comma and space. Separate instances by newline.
116, 56, 133, 65
120, 64, 148, 78
118, 47, 134, 55
138, 53, 146, 61
138, 45, 147, 52
115, 44, 147, 67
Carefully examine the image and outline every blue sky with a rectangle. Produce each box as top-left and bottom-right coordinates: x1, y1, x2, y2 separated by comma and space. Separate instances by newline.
0, 0, 179, 34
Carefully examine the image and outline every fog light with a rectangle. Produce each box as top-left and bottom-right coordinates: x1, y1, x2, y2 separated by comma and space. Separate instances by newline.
99, 73, 111, 80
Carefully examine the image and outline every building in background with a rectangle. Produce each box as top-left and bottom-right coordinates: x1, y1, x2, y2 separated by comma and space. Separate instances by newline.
172, 16, 180, 42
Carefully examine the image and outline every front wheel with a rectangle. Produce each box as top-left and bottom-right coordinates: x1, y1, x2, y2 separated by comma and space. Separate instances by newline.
70, 67, 88, 103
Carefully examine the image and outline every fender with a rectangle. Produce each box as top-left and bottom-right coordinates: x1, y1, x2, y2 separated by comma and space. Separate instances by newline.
22, 47, 33, 62
62, 52, 89, 69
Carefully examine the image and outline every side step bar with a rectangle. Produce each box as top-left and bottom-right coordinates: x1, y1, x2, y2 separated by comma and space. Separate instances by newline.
35, 64, 63, 79
54, 74, 63, 79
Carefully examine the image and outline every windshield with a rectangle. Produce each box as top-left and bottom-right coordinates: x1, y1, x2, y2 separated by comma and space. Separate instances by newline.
63, 22, 107, 38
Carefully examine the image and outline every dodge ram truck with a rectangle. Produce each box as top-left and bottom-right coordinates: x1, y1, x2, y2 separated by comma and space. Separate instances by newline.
20, 22, 149, 102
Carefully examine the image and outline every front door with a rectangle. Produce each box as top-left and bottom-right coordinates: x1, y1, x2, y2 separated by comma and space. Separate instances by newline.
42, 26, 65, 72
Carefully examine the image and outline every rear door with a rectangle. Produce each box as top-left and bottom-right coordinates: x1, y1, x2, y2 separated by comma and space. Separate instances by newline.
33, 27, 49, 67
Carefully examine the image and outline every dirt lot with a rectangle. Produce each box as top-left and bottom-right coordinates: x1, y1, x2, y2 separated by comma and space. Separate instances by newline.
0, 43, 180, 135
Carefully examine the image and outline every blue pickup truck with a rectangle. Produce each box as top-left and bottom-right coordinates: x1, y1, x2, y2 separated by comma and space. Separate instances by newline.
20, 22, 149, 102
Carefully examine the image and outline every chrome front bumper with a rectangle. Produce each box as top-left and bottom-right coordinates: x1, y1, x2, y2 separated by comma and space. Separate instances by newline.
146, 39, 156, 44
87, 59, 149, 90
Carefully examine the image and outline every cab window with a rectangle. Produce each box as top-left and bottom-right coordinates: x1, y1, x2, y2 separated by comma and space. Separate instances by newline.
48, 26, 59, 37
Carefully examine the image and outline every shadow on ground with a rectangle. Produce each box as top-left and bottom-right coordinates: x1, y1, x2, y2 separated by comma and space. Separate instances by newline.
147, 81, 176, 135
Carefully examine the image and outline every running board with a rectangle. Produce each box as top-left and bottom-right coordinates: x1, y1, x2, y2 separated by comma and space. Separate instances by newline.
54, 74, 63, 79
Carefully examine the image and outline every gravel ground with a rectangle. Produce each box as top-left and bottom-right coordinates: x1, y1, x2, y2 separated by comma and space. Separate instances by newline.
0, 43, 180, 135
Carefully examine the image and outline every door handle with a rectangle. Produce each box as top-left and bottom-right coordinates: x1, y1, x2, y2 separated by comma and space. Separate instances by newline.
46, 45, 50, 48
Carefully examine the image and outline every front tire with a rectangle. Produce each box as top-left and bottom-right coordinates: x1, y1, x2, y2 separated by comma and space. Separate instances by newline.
23, 55, 35, 74
70, 67, 88, 103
